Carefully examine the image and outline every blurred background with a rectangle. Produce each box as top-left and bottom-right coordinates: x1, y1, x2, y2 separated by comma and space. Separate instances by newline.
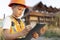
0, 0, 60, 40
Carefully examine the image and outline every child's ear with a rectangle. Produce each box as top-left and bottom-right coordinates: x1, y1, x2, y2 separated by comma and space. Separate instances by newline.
11, 6, 14, 9
11, 5, 16, 9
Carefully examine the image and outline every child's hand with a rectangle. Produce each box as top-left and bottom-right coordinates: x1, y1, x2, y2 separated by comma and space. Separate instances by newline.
32, 32, 39, 39
40, 27, 47, 35
26, 25, 32, 31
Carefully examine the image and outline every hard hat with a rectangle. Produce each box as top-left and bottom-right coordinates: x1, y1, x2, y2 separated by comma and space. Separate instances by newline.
8, 0, 28, 8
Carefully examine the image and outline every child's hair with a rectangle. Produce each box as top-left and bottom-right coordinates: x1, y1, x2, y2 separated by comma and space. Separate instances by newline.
10, 3, 26, 7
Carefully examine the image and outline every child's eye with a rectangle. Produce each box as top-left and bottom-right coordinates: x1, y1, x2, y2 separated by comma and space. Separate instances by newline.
18, 8, 21, 10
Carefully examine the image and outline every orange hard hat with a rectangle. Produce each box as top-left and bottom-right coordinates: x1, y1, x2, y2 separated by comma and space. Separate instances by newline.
8, 0, 28, 8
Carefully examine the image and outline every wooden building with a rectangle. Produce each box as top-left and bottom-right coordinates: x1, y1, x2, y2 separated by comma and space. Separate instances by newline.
23, 2, 60, 27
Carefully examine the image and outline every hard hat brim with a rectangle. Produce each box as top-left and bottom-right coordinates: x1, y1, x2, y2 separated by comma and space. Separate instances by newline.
8, 3, 28, 8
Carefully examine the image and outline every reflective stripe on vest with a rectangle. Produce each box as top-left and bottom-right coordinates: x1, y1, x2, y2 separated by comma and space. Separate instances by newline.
10, 16, 25, 34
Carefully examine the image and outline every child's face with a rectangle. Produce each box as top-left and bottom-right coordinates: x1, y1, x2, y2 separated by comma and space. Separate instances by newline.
12, 5, 25, 17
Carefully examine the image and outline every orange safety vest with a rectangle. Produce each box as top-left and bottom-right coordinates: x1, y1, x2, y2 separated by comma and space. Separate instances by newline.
10, 16, 25, 38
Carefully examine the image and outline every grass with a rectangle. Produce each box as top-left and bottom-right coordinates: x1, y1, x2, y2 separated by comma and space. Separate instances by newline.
44, 25, 60, 38
0, 27, 5, 40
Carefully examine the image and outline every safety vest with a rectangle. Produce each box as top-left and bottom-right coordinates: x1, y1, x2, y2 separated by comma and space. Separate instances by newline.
10, 16, 25, 38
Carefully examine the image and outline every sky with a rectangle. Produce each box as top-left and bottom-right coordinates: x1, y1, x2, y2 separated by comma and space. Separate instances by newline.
0, 0, 60, 19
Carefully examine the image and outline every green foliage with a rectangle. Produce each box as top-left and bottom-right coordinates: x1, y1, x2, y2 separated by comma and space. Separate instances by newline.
0, 28, 5, 40
44, 26, 60, 38
44, 31, 60, 38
